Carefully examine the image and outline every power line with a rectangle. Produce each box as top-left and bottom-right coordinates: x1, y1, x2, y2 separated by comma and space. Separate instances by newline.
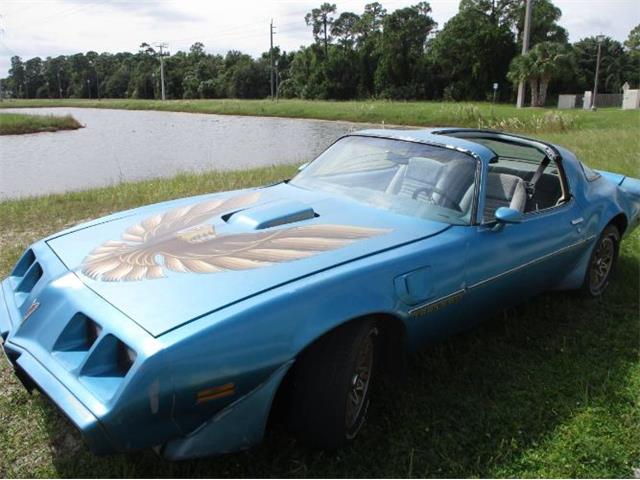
9, 0, 108, 30
161, 0, 394, 49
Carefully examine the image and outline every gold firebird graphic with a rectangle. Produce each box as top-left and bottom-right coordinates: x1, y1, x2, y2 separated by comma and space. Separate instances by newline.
81, 192, 390, 282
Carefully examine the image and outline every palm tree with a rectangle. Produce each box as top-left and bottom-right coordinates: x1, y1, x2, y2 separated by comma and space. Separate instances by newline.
508, 41, 574, 107
508, 53, 539, 106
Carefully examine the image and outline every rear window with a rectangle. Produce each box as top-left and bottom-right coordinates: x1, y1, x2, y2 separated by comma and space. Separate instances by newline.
469, 138, 546, 163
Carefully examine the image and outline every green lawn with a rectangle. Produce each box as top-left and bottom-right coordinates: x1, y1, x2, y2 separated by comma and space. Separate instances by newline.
3, 97, 639, 132
0, 112, 82, 135
0, 101, 638, 478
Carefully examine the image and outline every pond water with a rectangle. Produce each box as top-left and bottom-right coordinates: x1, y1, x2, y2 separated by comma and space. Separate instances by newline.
0, 107, 367, 200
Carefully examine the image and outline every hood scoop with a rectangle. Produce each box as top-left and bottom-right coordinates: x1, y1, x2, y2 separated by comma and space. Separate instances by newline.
225, 200, 316, 230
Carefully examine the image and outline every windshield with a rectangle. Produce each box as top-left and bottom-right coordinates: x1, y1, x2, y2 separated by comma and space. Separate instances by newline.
291, 135, 478, 225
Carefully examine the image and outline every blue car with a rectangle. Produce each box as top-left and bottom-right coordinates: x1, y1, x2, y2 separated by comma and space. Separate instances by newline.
1, 128, 639, 459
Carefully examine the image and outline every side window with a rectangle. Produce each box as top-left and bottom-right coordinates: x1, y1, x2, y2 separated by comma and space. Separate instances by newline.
483, 157, 567, 222
528, 159, 566, 212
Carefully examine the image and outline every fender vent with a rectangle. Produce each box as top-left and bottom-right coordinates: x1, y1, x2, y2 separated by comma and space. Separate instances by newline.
12, 249, 35, 277
13, 257, 43, 310
16, 263, 42, 293
79, 335, 137, 401
52, 313, 102, 370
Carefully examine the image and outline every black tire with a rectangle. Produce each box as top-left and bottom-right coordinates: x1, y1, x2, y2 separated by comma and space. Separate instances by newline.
288, 319, 378, 450
582, 224, 620, 296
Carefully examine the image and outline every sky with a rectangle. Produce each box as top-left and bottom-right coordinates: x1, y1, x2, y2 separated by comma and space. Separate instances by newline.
0, 0, 639, 76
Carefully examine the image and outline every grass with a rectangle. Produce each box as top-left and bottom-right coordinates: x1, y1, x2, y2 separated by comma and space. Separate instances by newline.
3, 98, 640, 132
0, 100, 639, 478
0, 112, 82, 135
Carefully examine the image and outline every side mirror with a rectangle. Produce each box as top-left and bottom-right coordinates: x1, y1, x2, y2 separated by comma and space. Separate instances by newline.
495, 207, 523, 224
298, 162, 310, 172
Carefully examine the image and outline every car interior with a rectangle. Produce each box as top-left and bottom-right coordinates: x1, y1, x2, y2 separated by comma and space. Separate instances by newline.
435, 133, 569, 222
379, 149, 565, 222
296, 134, 568, 224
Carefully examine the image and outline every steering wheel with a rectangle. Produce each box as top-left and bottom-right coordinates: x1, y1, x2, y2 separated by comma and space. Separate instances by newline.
412, 185, 462, 212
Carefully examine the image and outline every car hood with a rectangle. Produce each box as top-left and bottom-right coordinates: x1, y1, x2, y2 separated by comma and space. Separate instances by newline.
46, 183, 449, 336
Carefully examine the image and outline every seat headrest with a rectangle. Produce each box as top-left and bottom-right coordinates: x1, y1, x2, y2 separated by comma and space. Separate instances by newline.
486, 173, 523, 201
405, 157, 443, 184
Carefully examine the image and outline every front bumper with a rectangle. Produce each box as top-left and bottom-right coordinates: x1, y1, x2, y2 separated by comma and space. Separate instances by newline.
2, 243, 290, 459
0, 254, 117, 454
0, 243, 125, 455
1, 340, 115, 454
0, 284, 13, 341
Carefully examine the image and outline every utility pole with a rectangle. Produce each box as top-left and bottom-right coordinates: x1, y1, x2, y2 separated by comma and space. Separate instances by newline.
591, 34, 605, 109
270, 20, 275, 100
275, 59, 279, 102
516, 0, 534, 108
154, 42, 169, 100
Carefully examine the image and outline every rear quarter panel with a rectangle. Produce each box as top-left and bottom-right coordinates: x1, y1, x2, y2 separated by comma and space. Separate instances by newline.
558, 147, 636, 238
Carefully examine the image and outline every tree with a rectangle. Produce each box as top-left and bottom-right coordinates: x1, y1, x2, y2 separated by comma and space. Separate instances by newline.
24, 57, 45, 98
104, 63, 132, 98
0, 0, 589, 102
355, 2, 387, 96
356, 1, 386, 35
289, 44, 329, 98
375, 2, 436, 98
508, 41, 573, 106
428, 1, 516, 100
331, 12, 360, 49
305, 3, 337, 57
501, 0, 568, 47
44, 56, 70, 98
8, 56, 26, 98
624, 24, 640, 88
572, 36, 629, 93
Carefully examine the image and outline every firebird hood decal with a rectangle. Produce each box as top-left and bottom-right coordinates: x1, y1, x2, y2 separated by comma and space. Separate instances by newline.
81, 192, 389, 282
46, 184, 450, 336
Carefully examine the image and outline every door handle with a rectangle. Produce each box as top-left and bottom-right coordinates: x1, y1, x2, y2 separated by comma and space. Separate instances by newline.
571, 217, 584, 225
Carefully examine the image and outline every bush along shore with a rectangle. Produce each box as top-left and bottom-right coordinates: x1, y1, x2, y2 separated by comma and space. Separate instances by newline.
0, 112, 82, 135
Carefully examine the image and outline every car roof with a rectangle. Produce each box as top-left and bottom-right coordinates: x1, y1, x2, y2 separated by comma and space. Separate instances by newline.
349, 127, 561, 165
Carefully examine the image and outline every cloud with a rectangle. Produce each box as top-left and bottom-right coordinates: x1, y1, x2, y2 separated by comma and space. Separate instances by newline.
99, 0, 203, 23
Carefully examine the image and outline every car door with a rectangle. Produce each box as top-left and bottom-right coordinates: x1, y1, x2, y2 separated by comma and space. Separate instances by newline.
462, 161, 590, 317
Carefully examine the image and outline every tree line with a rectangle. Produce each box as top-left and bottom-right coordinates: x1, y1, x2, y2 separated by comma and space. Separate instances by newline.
2, 0, 639, 105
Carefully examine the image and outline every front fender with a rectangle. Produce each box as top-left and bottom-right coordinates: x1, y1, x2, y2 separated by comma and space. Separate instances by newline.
162, 360, 294, 460
159, 242, 410, 436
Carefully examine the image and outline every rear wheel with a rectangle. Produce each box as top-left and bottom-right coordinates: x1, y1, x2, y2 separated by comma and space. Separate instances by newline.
582, 224, 620, 296
288, 319, 378, 449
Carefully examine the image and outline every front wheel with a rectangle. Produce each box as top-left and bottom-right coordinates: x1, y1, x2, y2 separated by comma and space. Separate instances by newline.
288, 319, 378, 449
582, 224, 620, 296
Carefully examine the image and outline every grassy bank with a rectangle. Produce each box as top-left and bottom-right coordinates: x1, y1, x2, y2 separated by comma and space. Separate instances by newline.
0, 103, 638, 478
0, 112, 82, 135
3, 98, 639, 132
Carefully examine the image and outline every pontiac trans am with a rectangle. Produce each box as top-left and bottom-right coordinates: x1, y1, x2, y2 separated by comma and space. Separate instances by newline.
1, 128, 639, 460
